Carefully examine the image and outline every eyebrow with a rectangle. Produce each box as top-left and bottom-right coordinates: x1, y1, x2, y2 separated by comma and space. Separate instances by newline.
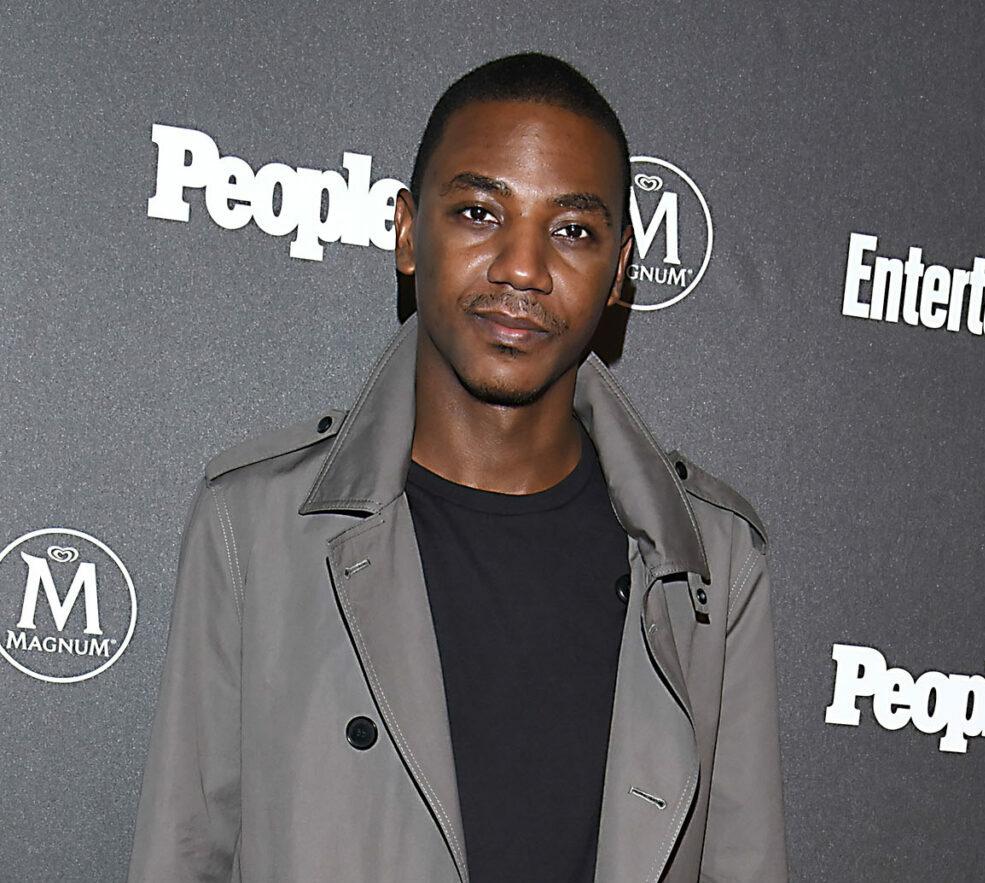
440, 172, 512, 197
440, 173, 613, 227
552, 192, 612, 226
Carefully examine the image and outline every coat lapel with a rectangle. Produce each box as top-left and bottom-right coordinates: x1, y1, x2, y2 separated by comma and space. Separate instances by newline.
302, 318, 470, 881
326, 500, 469, 883
594, 544, 701, 883
574, 354, 707, 881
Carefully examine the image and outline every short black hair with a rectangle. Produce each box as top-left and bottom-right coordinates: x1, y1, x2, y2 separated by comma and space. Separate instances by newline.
410, 53, 631, 228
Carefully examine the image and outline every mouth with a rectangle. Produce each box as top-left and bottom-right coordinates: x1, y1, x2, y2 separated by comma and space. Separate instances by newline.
471, 310, 549, 332
469, 310, 552, 347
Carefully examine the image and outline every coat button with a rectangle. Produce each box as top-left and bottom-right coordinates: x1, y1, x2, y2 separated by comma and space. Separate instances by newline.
346, 715, 378, 750
674, 460, 688, 480
317, 415, 334, 433
614, 573, 631, 604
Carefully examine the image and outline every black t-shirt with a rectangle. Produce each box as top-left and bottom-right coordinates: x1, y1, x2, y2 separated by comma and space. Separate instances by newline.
405, 422, 629, 883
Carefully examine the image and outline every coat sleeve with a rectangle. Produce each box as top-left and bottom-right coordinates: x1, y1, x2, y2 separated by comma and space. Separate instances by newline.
128, 476, 242, 882
701, 517, 788, 882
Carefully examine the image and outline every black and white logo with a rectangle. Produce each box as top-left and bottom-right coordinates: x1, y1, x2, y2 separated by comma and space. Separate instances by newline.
842, 232, 985, 335
147, 124, 404, 262
0, 529, 136, 683
826, 643, 984, 754
620, 155, 713, 311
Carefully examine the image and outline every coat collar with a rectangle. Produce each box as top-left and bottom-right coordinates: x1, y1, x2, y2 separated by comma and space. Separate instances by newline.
300, 313, 709, 580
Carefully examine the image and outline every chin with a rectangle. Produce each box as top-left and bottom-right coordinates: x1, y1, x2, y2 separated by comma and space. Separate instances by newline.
453, 365, 551, 408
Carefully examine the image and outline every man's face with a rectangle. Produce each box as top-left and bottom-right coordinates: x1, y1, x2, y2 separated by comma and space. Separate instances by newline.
395, 99, 633, 407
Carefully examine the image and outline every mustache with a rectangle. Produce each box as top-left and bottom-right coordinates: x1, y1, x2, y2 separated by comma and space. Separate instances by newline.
462, 292, 568, 335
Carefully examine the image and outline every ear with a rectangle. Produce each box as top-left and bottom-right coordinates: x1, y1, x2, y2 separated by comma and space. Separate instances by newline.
607, 223, 635, 306
394, 188, 417, 275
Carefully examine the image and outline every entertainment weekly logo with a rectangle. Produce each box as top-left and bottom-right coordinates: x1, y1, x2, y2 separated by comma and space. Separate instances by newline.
825, 644, 984, 754
841, 232, 985, 335
0, 529, 136, 683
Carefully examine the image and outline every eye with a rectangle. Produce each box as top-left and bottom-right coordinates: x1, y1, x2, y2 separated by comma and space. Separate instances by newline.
459, 205, 496, 224
555, 223, 592, 240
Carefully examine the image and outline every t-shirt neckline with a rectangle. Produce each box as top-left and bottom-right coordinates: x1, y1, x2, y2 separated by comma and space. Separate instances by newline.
405, 421, 596, 515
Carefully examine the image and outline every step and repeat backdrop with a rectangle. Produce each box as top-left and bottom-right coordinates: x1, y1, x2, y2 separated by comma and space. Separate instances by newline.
1, 1, 982, 880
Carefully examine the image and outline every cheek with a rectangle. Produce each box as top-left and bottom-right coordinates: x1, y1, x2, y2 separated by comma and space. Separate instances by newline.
417, 240, 491, 305
554, 257, 619, 312
551, 236, 619, 277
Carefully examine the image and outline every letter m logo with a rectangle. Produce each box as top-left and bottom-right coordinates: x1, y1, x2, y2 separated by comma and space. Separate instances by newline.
629, 188, 680, 265
16, 552, 102, 635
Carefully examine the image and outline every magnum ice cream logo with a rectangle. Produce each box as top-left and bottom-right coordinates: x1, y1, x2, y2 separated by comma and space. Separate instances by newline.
618, 155, 714, 311
0, 529, 136, 683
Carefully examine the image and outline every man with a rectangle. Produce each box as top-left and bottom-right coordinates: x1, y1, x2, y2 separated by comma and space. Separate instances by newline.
129, 54, 787, 882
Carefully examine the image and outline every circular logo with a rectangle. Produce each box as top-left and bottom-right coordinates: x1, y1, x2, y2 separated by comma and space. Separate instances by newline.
617, 155, 714, 311
0, 529, 136, 683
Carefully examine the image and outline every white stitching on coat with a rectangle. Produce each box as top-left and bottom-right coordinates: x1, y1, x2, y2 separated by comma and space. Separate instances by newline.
645, 768, 698, 882
727, 548, 759, 620
209, 483, 243, 621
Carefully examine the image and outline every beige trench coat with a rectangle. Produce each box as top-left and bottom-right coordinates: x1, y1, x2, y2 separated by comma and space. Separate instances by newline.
128, 314, 788, 882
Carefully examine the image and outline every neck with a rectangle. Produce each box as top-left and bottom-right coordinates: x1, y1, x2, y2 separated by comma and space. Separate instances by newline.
411, 337, 582, 494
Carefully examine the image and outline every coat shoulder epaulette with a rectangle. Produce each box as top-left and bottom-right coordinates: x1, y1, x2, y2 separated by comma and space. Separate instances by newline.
206, 408, 347, 482
666, 449, 768, 551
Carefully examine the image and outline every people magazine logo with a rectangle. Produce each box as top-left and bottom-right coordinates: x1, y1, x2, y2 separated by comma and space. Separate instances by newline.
825, 643, 984, 754
0, 529, 136, 683
619, 156, 714, 311
147, 124, 403, 261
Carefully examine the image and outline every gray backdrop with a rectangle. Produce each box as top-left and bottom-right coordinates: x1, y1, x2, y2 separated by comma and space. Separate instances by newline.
1, 1, 983, 880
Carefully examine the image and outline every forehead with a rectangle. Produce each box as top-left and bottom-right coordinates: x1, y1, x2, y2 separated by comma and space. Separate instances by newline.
422, 99, 624, 202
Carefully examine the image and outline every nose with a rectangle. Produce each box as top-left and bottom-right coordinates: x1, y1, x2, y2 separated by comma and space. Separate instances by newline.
486, 222, 554, 294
